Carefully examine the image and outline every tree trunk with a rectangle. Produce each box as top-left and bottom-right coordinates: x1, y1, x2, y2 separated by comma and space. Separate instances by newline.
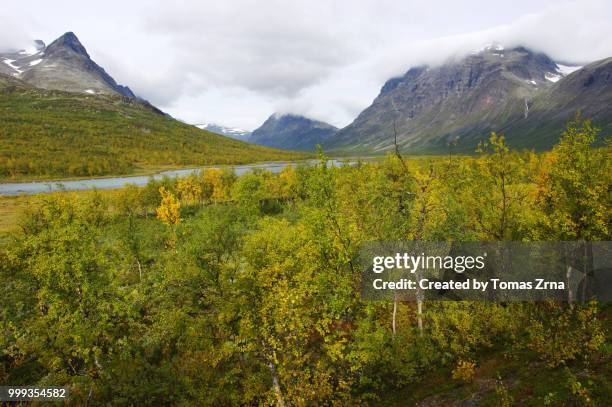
392, 293, 397, 340
417, 299, 424, 337
581, 241, 592, 301
566, 265, 574, 305
137, 258, 143, 281
267, 360, 285, 407
85, 384, 93, 407
262, 340, 286, 407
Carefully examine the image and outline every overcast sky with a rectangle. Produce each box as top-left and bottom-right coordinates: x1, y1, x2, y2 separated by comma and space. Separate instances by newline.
2, 0, 612, 129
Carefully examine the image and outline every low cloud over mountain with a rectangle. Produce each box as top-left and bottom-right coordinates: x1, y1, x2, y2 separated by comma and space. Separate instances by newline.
2, 1, 612, 129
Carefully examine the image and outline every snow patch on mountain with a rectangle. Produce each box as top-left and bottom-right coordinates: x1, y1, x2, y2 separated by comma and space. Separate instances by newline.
18, 46, 40, 56
472, 42, 504, 54
2, 58, 22, 73
556, 64, 583, 76
545, 72, 562, 82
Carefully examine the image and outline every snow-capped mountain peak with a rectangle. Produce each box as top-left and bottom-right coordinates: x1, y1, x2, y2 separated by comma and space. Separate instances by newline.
0, 33, 135, 98
195, 123, 252, 141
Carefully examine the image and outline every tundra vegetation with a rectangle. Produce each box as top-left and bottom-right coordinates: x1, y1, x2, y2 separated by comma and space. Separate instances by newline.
0, 118, 610, 405
0, 78, 309, 180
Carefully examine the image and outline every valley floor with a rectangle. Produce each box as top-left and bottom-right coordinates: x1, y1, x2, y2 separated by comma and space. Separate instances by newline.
1, 127, 610, 405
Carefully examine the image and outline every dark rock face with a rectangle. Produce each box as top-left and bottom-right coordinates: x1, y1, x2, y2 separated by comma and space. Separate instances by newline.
325, 46, 606, 153
45, 31, 90, 58
250, 114, 338, 151
0, 32, 135, 98
34, 40, 46, 51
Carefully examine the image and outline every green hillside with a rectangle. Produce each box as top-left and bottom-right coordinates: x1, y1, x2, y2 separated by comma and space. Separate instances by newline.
0, 74, 307, 180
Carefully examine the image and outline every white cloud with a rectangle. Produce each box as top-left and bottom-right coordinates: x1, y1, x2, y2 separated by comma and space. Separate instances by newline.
1, 0, 611, 129
0, 17, 33, 51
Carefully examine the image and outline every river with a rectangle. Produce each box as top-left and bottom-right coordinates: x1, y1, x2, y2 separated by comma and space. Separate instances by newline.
0, 160, 349, 196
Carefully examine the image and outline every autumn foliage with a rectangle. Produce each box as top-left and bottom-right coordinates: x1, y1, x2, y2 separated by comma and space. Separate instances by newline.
0, 118, 610, 405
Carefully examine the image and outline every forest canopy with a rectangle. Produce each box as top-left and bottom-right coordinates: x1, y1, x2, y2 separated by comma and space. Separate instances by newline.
0, 118, 611, 405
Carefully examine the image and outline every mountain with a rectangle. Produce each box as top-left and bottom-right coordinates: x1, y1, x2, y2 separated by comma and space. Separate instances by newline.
250, 113, 338, 151
195, 123, 252, 142
325, 45, 608, 153
503, 57, 612, 149
0, 73, 307, 180
0, 32, 136, 98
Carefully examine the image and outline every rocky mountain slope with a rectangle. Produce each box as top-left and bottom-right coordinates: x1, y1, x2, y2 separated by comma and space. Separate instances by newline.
503, 56, 612, 149
250, 113, 338, 151
0, 32, 135, 98
325, 45, 609, 153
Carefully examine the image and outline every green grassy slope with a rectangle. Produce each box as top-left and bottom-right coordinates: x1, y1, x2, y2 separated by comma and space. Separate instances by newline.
0, 74, 308, 180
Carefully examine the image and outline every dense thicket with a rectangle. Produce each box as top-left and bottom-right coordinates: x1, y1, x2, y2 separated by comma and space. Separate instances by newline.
1, 119, 610, 405
0, 77, 307, 180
